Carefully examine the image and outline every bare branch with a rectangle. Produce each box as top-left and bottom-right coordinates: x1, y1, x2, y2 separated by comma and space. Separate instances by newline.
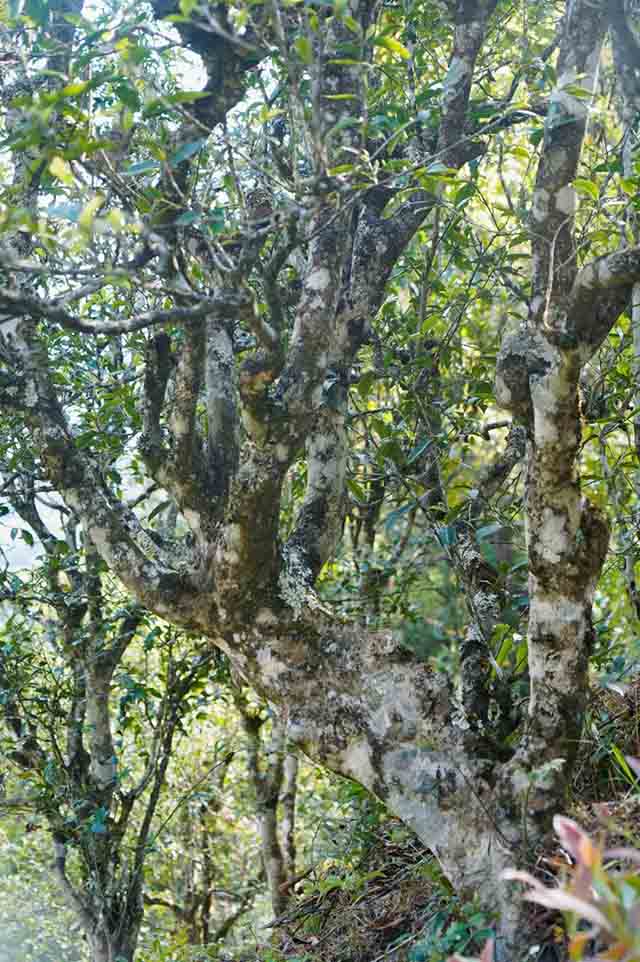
0, 286, 255, 336
53, 838, 97, 934
609, 0, 640, 112
437, 0, 499, 167
572, 245, 640, 293
557, 248, 640, 357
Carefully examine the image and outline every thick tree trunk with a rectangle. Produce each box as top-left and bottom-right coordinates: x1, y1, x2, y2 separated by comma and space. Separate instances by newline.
218, 607, 525, 943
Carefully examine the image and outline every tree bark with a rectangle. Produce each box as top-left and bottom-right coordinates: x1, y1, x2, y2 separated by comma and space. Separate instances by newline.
88, 924, 140, 962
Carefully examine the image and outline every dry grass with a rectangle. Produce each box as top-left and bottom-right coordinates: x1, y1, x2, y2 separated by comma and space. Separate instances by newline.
269, 821, 448, 962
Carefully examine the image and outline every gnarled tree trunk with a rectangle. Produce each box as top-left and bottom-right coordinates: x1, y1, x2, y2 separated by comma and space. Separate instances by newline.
2, 0, 640, 957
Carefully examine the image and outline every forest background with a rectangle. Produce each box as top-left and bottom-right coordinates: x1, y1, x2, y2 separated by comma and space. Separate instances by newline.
1, 0, 640, 960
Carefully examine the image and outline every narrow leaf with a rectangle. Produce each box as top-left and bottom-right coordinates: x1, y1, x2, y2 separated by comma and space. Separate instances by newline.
170, 137, 208, 166
294, 36, 313, 64
376, 35, 411, 59
123, 159, 161, 176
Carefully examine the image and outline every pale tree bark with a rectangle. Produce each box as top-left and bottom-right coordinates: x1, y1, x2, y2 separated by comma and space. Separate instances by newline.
3, 0, 640, 957
495, 0, 636, 894
234, 691, 294, 918
280, 752, 298, 885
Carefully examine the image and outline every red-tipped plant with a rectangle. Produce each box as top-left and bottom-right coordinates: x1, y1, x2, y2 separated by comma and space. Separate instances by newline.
449, 760, 640, 962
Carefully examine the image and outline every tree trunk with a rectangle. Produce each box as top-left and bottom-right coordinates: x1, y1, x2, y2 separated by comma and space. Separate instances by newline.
88, 925, 139, 962
221, 609, 525, 941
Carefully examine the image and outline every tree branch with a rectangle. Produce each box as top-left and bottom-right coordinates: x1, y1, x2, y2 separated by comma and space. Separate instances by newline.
206, 318, 239, 505
285, 402, 348, 581
0, 287, 254, 335
572, 245, 640, 293
528, 1, 606, 329
564, 247, 640, 355
609, 0, 640, 113
437, 0, 499, 167
52, 838, 97, 934
12, 319, 202, 627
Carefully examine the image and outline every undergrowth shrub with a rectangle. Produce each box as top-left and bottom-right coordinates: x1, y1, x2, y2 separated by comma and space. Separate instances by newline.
449, 758, 640, 962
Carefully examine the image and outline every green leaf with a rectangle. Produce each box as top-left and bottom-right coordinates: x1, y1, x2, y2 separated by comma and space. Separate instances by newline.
494, 632, 513, 669
114, 80, 141, 110
174, 210, 200, 226
425, 162, 456, 176
407, 439, 432, 464
169, 137, 208, 167
49, 156, 74, 186
206, 208, 226, 234
562, 84, 595, 100
342, 15, 361, 33
143, 627, 162, 651
347, 478, 366, 502
436, 525, 457, 547
148, 500, 172, 521
24, 0, 48, 25
89, 807, 108, 834
357, 370, 376, 399
454, 183, 475, 207
122, 159, 161, 176
294, 36, 313, 65
611, 745, 640, 787
61, 80, 89, 97
476, 522, 502, 541
375, 35, 411, 60
573, 177, 599, 201
385, 503, 416, 529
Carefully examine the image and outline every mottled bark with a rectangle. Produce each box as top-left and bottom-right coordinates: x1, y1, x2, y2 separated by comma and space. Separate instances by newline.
495, 0, 621, 855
